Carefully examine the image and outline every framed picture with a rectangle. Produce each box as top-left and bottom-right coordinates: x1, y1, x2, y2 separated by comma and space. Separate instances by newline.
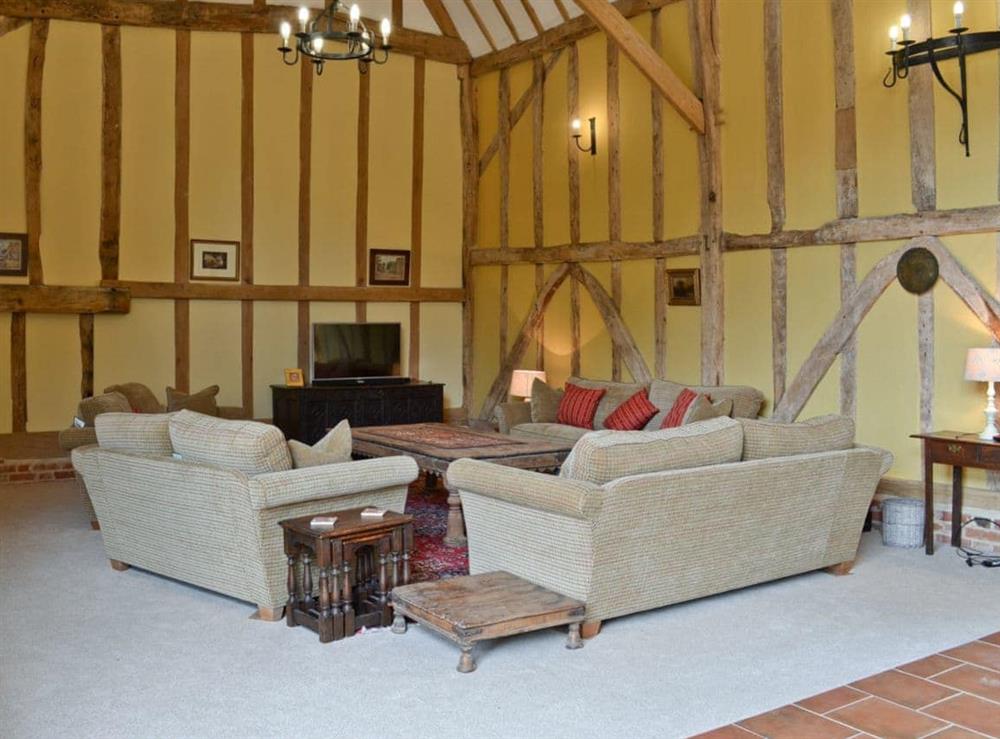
368, 249, 411, 286
284, 368, 305, 387
191, 239, 240, 282
666, 268, 701, 306
0, 233, 28, 277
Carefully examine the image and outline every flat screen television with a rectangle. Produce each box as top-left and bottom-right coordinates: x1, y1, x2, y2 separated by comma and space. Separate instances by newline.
311, 323, 402, 383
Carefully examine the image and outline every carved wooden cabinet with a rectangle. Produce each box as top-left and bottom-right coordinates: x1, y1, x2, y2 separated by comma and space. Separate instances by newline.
271, 382, 444, 443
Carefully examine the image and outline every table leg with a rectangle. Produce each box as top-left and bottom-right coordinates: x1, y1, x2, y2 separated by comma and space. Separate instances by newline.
457, 645, 476, 673
444, 481, 467, 548
285, 553, 296, 627
391, 614, 407, 634
317, 566, 333, 643
566, 623, 583, 650
952, 465, 964, 548
341, 551, 354, 638
924, 454, 934, 556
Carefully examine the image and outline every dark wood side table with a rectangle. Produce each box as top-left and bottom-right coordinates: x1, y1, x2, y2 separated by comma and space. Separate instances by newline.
280, 508, 413, 643
911, 431, 1000, 555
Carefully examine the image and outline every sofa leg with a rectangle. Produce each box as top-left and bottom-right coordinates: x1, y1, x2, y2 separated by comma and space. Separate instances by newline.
580, 620, 602, 639
826, 560, 855, 576
255, 605, 285, 622
90, 520, 100, 531
109, 559, 130, 572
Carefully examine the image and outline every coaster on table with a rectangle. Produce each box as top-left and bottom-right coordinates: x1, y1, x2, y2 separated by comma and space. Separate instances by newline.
360, 507, 387, 519
310, 516, 338, 529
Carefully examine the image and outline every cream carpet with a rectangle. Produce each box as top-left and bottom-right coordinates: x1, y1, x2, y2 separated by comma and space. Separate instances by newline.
2, 480, 999, 739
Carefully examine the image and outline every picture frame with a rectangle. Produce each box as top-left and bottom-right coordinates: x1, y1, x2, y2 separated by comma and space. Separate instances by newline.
0, 233, 28, 277
284, 368, 305, 387
666, 268, 701, 306
191, 239, 240, 282
368, 249, 411, 286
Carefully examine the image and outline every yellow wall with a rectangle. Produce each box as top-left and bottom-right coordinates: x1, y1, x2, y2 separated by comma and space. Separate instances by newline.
0, 24, 464, 430
471, 0, 1000, 501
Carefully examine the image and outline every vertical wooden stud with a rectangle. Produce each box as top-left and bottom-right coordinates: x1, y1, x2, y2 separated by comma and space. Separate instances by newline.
654, 258, 667, 378
607, 39, 622, 382
907, 0, 936, 213
570, 277, 581, 377
11, 314, 26, 432
241, 32, 255, 416
771, 248, 787, 405
498, 67, 510, 362
918, 291, 934, 432
355, 70, 370, 324
100, 25, 122, 282
25, 19, 48, 287
459, 65, 478, 416
80, 314, 94, 399
410, 58, 425, 380
174, 29, 191, 392
763, 0, 785, 233
298, 60, 313, 370
567, 43, 581, 246
650, 9, 664, 244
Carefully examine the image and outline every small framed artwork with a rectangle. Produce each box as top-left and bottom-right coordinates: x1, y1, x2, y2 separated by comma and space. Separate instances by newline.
191, 239, 240, 282
284, 368, 305, 387
0, 233, 28, 277
368, 249, 411, 286
666, 268, 701, 306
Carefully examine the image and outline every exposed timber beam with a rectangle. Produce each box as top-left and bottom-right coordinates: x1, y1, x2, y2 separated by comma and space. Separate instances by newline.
0, 1, 471, 63
463, 0, 497, 52
469, 237, 703, 266
105, 281, 464, 303
492, 0, 521, 43
423, 0, 459, 38
0, 286, 130, 314
471, 0, 679, 77
575, 0, 704, 133
0, 14, 27, 36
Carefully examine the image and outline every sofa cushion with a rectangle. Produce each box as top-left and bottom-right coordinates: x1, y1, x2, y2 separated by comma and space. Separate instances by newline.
560, 417, 744, 485
740, 414, 855, 461
557, 383, 606, 429
77, 392, 132, 427
96, 412, 174, 456
289, 420, 352, 468
568, 376, 647, 429
647, 379, 764, 427
510, 423, 590, 444
604, 388, 659, 431
688, 397, 734, 424
103, 382, 163, 414
169, 410, 292, 476
167, 385, 221, 416
530, 379, 564, 423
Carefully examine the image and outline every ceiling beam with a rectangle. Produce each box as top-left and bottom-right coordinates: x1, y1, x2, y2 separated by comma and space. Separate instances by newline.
0, 0, 471, 64
492, 0, 521, 43
575, 0, 704, 133
463, 0, 497, 52
423, 0, 459, 38
553, 0, 571, 23
520, 0, 545, 35
471, 0, 679, 77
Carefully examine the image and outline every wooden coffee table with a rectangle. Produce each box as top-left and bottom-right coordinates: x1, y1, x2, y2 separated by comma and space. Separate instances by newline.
351, 423, 572, 546
390, 571, 585, 673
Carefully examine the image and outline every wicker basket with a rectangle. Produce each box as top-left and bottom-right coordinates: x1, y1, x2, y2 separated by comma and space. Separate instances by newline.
881, 497, 925, 548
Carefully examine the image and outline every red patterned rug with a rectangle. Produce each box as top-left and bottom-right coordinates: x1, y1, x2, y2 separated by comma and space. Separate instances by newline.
407, 477, 469, 582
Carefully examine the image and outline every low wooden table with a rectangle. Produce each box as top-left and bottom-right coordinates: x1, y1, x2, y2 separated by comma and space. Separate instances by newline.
280, 508, 413, 643
390, 571, 585, 673
352, 423, 573, 546
911, 431, 1000, 555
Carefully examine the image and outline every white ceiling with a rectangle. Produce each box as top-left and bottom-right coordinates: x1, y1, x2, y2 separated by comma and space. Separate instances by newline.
247, 1, 589, 58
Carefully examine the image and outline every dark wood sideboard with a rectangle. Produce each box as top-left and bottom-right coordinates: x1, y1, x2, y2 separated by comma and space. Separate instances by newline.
271, 382, 444, 444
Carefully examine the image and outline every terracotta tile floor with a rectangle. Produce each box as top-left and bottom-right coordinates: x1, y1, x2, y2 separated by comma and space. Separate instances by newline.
696, 633, 1000, 739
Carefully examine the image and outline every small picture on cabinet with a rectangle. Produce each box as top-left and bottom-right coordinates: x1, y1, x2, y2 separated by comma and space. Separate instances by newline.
369, 249, 411, 286
191, 239, 240, 282
0, 233, 28, 277
284, 368, 305, 387
666, 268, 701, 306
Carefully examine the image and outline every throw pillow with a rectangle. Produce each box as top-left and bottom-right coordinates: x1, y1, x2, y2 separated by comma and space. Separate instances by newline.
103, 383, 163, 414
77, 392, 132, 427
687, 396, 734, 424
660, 388, 699, 429
604, 388, 659, 431
740, 414, 855, 461
166, 385, 220, 416
567, 376, 645, 429
556, 383, 606, 429
289, 420, 352, 468
529, 379, 564, 423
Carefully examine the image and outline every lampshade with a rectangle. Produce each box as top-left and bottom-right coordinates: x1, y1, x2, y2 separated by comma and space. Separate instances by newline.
510, 369, 547, 398
964, 348, 1000, 381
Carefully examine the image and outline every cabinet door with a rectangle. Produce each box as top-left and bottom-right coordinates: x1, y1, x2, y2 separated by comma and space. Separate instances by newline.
406, 387, 443, 422
355, 390, 386, 426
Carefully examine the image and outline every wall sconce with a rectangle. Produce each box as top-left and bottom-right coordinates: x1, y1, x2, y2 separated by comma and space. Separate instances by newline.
571, 117, 597, 156
883, 2, 1000, 156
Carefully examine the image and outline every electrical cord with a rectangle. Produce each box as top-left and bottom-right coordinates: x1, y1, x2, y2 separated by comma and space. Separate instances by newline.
956, 517, 1000, 568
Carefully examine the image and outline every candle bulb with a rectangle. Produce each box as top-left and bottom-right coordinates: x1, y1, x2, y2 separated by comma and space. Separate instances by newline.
280, 20, 291, 47
889, 24, 900, 50
312, 36, 324, 53
900, 13, 912, 40
953, 0, 964, 28
297, 6, 309, 32
380, 17, 391, 46
571, 118, 581, 132
349, 4, 361, 32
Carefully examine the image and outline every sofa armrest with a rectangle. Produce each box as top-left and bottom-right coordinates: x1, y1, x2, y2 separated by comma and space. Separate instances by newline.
247, 456, 418, 510
446, 458, 602, 521
495, 401, 532, 434
855, 444, 894, 477
59, 426, 97, 451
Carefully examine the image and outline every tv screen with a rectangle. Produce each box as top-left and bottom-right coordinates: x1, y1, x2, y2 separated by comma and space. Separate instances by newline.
312, 323, 401, 382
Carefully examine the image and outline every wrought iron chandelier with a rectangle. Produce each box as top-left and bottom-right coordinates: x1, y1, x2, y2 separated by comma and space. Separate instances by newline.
277, 1, 391, 75
883, 2, 1000, 156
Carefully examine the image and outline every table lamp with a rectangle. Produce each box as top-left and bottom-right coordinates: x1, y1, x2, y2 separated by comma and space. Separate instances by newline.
965, 348, 1000, 439
510, 369, 546, 401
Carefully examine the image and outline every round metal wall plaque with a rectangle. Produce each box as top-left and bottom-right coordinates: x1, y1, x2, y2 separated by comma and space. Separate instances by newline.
897, 247, 939, 294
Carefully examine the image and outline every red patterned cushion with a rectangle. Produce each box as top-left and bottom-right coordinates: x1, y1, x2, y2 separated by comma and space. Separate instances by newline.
557, 383, 606, 429
660, 388, 700, 429
604, 388, 658, 431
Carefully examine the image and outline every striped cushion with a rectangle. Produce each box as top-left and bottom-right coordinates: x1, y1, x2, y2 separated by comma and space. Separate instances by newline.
740, 414, 855, 461
567, 376, 646, 429
96, 412, 174, 456
660, 389, 699, 428
604, 389, 658, 431
169, 410, 293, 476
556, 383, 606, 429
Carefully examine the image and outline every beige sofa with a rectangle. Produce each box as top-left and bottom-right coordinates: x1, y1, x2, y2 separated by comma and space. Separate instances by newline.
447, 415, 891, 636
497, 376, 766, 443
72, 410, 418, 619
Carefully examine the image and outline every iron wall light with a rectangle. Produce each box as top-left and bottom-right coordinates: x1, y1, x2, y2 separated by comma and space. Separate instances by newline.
572, 117, 597, 156
884, 2, 1000, 156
